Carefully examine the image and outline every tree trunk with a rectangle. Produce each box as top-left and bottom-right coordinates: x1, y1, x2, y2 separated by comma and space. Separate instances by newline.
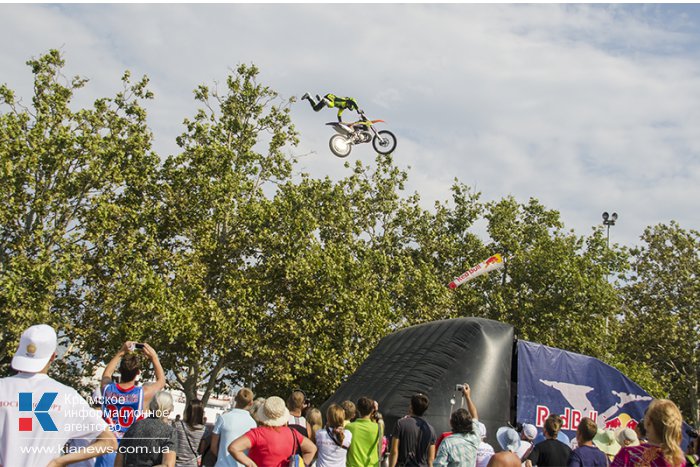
692, 367, 699, 427
201, 358, 226, 407
182, 364, 199, 409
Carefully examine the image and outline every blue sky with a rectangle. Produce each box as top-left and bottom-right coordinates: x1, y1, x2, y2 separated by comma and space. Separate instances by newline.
2, 3, 699, 247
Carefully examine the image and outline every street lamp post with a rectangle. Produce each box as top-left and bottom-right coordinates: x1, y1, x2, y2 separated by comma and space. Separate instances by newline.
602, 212, 618, 247
601, 211, 618, 338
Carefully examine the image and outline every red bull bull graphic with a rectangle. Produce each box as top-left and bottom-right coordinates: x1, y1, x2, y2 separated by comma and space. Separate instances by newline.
601, 413, 638, 431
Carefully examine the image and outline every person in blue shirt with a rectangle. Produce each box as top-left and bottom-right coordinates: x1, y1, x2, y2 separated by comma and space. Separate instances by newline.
568, 417, 609, 467
210, 388, 257, 467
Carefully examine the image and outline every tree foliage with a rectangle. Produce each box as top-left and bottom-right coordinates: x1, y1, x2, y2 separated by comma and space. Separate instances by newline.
618, 222, 699, 425
1, 51, 697, 422
76, 63, 300, 404
0, 50, 156, 382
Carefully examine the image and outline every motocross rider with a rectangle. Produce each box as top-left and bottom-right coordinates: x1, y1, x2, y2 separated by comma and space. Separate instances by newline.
302, 92, 360, 122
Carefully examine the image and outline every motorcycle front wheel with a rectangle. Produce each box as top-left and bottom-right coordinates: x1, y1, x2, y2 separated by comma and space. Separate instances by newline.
372, 130, 397, 154
329, 135, 352, 158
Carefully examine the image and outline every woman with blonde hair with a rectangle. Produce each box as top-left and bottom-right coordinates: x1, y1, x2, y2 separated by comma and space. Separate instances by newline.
611, 399, 686, 466
315, 404, 353, 466
307, 407, 323, 444
249, 397, 266, 425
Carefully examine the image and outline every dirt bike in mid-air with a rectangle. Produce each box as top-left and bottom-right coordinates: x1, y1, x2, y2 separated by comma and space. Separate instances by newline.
326, 111, 397, 158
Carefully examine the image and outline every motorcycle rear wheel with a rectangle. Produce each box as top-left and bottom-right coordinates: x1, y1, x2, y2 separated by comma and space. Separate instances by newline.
330, 135, 352, 158
372, 130, 397, 154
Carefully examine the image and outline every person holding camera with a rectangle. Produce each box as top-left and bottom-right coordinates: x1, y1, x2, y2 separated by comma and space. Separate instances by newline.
434, 384, 480, 467
288, 390, 312, 438
95, 341, 166, 467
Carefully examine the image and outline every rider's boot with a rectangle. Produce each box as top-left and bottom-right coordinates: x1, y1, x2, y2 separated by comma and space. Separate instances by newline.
301, 92, 310, 101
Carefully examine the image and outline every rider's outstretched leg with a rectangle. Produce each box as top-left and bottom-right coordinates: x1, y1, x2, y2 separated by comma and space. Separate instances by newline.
314, 98, 330, 111
301, 93, 332, 112
302, 92, 320, 110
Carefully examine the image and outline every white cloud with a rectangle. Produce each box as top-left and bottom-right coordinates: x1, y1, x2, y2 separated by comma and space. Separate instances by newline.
1, 3, 699, 247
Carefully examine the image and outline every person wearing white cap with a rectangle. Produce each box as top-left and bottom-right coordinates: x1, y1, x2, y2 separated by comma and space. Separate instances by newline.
229, 396, 317, 466
615, 427, 640, 448
476, 422, 495, 467
0, 324, 117, 466
515, 424, 537, 463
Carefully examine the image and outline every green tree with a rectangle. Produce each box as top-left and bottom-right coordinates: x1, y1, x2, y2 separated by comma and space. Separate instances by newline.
474, 196, 628, 359
4, 51, 682, 414
248, 155, 459, 400
78, 64, 299, 405
0, 50, 156, 381
619, 222, 699, 425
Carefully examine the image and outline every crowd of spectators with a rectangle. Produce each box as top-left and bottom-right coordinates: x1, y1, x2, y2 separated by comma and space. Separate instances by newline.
1, 324, 697, 467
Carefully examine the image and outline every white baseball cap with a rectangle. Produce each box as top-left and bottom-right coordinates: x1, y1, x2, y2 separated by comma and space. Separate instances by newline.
11, 324, 57, 373
522, 423, 538, 440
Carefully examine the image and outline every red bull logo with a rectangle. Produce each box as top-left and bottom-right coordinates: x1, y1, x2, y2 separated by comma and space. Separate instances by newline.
602, 413, 638, 431
485, 255, 500, 266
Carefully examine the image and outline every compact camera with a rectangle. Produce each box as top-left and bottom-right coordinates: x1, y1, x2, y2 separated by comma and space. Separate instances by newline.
455, 384, 465, 392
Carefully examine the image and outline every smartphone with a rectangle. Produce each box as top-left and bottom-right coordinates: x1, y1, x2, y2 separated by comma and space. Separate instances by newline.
134, 343, 145, 349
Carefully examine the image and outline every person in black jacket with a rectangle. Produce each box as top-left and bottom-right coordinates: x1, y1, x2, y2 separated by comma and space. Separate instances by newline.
526, 414, 572, 467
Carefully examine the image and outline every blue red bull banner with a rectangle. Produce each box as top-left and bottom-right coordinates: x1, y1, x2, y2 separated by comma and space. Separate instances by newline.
517, 340, 655, 437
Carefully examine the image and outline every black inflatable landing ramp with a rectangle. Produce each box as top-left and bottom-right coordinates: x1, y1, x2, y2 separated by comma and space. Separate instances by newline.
322, 317, 514, 443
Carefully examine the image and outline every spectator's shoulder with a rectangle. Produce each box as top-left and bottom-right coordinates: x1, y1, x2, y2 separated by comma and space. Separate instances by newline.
396, 416, 411, 428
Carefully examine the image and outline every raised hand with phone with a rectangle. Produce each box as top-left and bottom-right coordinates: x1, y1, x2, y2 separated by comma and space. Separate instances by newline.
95, 340, 167, 466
